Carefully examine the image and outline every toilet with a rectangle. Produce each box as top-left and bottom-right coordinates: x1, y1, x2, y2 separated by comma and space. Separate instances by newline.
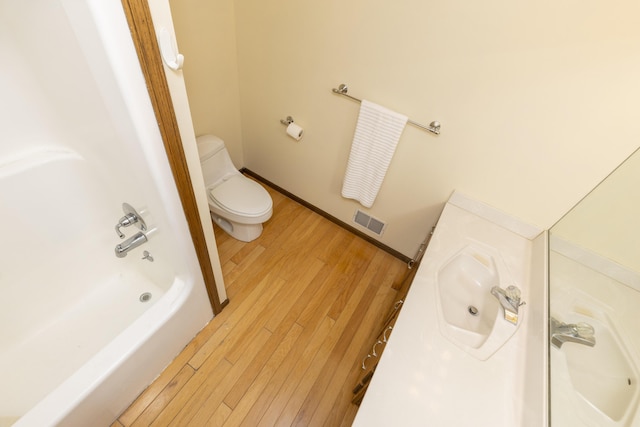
196, 134, 273, 242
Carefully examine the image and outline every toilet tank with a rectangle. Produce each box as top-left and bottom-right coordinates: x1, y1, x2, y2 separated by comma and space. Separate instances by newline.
196, 134, 239, 187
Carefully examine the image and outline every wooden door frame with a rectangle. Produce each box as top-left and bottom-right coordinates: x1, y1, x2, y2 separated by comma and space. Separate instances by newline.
121, 0, 222, 314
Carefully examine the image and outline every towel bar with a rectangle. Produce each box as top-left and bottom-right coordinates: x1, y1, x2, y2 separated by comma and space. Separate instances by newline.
332, 84, 440, 135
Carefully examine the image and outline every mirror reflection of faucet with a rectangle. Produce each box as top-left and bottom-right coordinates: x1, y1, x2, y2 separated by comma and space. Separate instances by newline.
550, 317, 596, 349
491, 285, 525, 325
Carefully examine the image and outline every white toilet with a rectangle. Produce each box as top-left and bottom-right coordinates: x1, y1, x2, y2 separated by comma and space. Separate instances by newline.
196, 134, 273, 242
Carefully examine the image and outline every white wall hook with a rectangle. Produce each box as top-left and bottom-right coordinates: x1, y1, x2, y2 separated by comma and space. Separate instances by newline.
158, 27, 184, 71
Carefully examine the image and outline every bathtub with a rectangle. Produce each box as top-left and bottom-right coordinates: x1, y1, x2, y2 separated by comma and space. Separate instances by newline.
353, 192, 548, 426
0, 1, 213, 426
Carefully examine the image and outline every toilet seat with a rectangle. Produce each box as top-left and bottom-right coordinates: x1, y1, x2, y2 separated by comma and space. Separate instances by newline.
209, 175, 272, 217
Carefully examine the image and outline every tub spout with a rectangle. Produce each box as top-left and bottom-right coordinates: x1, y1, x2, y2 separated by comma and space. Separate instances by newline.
550, 317, 596, 349
491, 285, 524, 325
115, 231, 147, 258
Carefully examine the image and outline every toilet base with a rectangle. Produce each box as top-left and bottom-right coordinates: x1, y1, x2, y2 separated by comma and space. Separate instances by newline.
210, 211, 264, 242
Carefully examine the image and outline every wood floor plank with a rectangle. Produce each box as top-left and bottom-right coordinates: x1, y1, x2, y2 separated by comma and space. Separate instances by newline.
295, 238, 375, 328
252, 316, 336, 427
189, 270, 286, 368
164, 327, 271, 427
150, 357, 233, 427
208, 403, 233, 426
222, 276, 287, 365
116, 186, 411, 427
224, 245, 266, 292
272, 258, 384, 426
216, 237, 246, 266
288, 281, 382, 427
307, 285, 398, 427
315, 226, 356, 265
255, 200, 306, 249
129, 364, 195, 427
326, 245, 379, 321
262, 257, 326, 333
220, 259, 239, 282
220, 323, 304, 424
222, 257, 328, 408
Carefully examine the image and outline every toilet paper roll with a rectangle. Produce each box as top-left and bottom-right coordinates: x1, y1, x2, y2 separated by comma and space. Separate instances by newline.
286, 122, 304, 141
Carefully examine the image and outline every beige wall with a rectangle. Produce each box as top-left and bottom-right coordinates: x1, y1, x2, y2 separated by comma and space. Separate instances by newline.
172, 0, 640, 257
169, 0, 244, 167
552, 147, 640, 273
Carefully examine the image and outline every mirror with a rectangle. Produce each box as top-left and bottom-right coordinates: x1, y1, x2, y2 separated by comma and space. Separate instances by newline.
549, 147, 640, 426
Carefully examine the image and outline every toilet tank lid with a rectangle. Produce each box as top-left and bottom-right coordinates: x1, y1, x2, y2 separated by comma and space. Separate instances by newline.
196, 134, 225, 161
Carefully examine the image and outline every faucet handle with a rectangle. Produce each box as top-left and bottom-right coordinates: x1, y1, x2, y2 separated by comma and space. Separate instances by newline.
573, 322, 595, 338
115, 212, 138, 238
115, 203, 147, 239
505, 285, 521, 303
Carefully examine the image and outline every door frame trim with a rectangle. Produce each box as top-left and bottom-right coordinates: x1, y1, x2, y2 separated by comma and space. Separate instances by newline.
121, 0, 222, 314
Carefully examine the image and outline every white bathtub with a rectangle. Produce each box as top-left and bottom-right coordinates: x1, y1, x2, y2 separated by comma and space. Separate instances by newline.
0, 1, 213, 425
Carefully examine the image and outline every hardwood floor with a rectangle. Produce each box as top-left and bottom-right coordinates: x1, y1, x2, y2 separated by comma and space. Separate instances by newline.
113, 184, 410, 426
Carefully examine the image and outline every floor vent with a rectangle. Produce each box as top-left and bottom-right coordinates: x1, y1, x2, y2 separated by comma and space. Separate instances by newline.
353, 210, 387, 236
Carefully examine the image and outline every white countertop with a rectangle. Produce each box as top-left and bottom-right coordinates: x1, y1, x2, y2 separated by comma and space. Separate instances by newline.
353, 193, 546, 427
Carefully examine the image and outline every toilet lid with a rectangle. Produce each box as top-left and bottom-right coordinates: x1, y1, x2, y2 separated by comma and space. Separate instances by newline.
209, 175, 272, 216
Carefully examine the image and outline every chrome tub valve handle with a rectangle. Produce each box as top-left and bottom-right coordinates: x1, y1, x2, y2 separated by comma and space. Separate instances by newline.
115, 203, 147, 238
115, 212, 137, 238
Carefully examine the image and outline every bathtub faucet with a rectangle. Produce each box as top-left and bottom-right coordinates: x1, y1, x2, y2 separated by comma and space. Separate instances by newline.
115, 231, 148, 258
550, 317, 596, 349
491, 285, 524, 325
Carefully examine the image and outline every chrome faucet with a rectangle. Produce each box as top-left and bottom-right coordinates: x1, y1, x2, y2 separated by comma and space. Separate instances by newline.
550, 317, 596, 349
491, 285, 524, 325
115, 231, 148, 258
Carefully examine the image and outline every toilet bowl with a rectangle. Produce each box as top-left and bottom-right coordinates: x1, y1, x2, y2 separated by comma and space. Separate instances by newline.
196, 134, 273, 242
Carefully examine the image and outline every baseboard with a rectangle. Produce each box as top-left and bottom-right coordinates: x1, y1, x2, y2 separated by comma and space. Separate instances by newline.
240, 168, 412, 264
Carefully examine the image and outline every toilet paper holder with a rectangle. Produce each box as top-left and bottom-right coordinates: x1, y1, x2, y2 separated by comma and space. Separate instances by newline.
280, 116, 295, 126
280, 116, 304, 141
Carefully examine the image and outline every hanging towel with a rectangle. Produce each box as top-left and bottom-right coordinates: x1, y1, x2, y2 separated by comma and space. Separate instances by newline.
341, 99, 408, 208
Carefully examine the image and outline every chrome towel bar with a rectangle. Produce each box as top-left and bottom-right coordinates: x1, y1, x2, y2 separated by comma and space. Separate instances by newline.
332, 83, 441, 135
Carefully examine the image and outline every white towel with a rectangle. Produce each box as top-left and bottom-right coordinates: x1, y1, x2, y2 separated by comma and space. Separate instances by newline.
341, 99, 408, 208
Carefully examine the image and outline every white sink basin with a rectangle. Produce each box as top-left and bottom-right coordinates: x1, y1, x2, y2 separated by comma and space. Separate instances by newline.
553, 311, 639, 426
435, 244, 522, 360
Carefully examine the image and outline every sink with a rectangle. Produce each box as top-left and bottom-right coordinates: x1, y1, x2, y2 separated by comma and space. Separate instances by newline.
553, 311, 639, 425
435, 244, 522, 360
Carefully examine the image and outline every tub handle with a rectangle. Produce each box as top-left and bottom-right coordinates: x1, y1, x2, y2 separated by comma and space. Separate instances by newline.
115, 213, 137, 238
115, 203, 146, 238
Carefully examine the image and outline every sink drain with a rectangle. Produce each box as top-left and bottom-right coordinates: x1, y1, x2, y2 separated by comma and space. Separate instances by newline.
139, 292, 152, 303
468, 305, 479, 316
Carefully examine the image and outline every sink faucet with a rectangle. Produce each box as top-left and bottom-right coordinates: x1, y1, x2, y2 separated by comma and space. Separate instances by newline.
115, 231, 148, 258
491, 285, 524, 325
550, 317, 596, 349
